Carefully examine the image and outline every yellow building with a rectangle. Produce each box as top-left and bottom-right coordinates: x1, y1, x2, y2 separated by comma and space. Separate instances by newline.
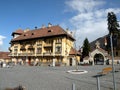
9, 24, 80, 66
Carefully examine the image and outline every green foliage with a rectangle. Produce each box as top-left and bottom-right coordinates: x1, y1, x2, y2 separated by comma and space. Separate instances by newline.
107, 12, 119, 34
82, 38, 90, 58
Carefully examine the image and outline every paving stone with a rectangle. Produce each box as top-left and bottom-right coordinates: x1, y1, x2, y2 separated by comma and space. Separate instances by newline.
0, 65, 120, 90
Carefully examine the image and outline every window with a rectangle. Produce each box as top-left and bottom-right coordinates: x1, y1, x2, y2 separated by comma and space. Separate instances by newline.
14, 49, 18, 53
37, 48, 42, 54
55, 42, 62, 54
56, 38, 62, 43
116, 52, 118, 56
56, 46, 61, 52
45, 39, 52, 44
58, 38, 62, 43
31, 33, 34, 35
14, 46, 18, 53
37, 44, 42, 46
14, 46, 18, 48
48, 30, 52, 32
37, 40, 42, 45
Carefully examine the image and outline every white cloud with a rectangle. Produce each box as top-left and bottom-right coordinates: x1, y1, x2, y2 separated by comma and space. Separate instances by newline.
0, 35, 6, 45
65, 0, 105, 13
65, 0, 120, 49
105, 8, 120, 14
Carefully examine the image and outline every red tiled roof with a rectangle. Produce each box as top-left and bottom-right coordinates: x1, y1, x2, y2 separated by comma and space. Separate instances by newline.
69, 47, 81, 55
11, 25, 75, 42
12, 29, 24, 36
0, 52, 11, 59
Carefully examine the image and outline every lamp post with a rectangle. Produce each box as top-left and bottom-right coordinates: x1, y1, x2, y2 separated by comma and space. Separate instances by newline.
110, 33, 116, 90
73, 30, 78, 70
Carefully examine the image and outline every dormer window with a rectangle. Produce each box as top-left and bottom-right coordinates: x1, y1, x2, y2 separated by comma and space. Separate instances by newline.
24, 34, 28, 36
48, 30, 52, 32
31, 33, 34, 35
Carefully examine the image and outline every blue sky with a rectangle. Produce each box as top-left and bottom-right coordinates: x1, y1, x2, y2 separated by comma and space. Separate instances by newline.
0, 0, 120, 51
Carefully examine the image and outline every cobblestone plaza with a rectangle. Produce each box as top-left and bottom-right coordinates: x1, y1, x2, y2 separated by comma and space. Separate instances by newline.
0, 65, 120, 90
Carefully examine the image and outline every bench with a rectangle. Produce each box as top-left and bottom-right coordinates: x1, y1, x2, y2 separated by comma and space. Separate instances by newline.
98, 67, 112, 75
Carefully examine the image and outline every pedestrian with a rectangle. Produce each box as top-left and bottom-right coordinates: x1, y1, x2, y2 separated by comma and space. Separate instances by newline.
1, 61, 3, 68
0, 60, 1, 68
118, 60, 120, 64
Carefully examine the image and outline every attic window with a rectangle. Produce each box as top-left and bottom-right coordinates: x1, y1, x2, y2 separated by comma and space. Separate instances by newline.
24, 34, 28, 36
31, 33, 34, 35
48, 30, 52, 32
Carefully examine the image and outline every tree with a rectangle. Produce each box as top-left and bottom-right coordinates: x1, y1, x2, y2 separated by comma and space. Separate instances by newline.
107, 12, 119, 34
107, 12, 120, 51
82, 38, 90, 58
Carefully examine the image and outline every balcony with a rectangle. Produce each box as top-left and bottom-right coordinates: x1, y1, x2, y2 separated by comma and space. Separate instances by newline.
27, 53, 35, 56
36, 52, 42, 56
28, 45, 34, 50
18, 53, 35, 56
20, 46, 26, 50
43, 52, 53, 56
18, 53, 27, 56
55, 52, 61, 56
9, 53, 18, 56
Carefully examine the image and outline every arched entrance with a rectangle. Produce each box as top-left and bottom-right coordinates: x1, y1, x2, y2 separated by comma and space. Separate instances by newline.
94, 54, 104, 65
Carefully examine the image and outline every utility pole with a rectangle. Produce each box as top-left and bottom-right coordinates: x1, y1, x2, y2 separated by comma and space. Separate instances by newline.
110, 33, 116, 90
107, 12, 118, 90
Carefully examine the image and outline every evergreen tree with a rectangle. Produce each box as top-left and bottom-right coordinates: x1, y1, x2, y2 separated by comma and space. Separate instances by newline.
82, 38, 90, 58
107, 12, 119, 34
107, 12, 120, 55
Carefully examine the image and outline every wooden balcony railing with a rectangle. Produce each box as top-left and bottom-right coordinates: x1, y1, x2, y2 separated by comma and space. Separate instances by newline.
55, 52, 61, 54
55, 52, 62, 56
36, 53, 42, 56
9, 53, 18, 56
18, 53, 27, 56
9, 52, 63, 57
43, 52, 53, 56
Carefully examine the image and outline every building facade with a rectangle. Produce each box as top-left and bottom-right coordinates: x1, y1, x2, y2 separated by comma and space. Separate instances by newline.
0, 52, 11, 67
83, 33, 120, 65
9, 24, 80, 66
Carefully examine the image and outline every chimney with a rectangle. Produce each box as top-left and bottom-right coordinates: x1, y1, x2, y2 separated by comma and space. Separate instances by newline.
66, 28, 71, 35
48, 23, 52, 27
41, 24, 46, 28
35, 26, 37, 29
24, 28, 30, 32
70, 31, 74, 36
66, 28, 69, 31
